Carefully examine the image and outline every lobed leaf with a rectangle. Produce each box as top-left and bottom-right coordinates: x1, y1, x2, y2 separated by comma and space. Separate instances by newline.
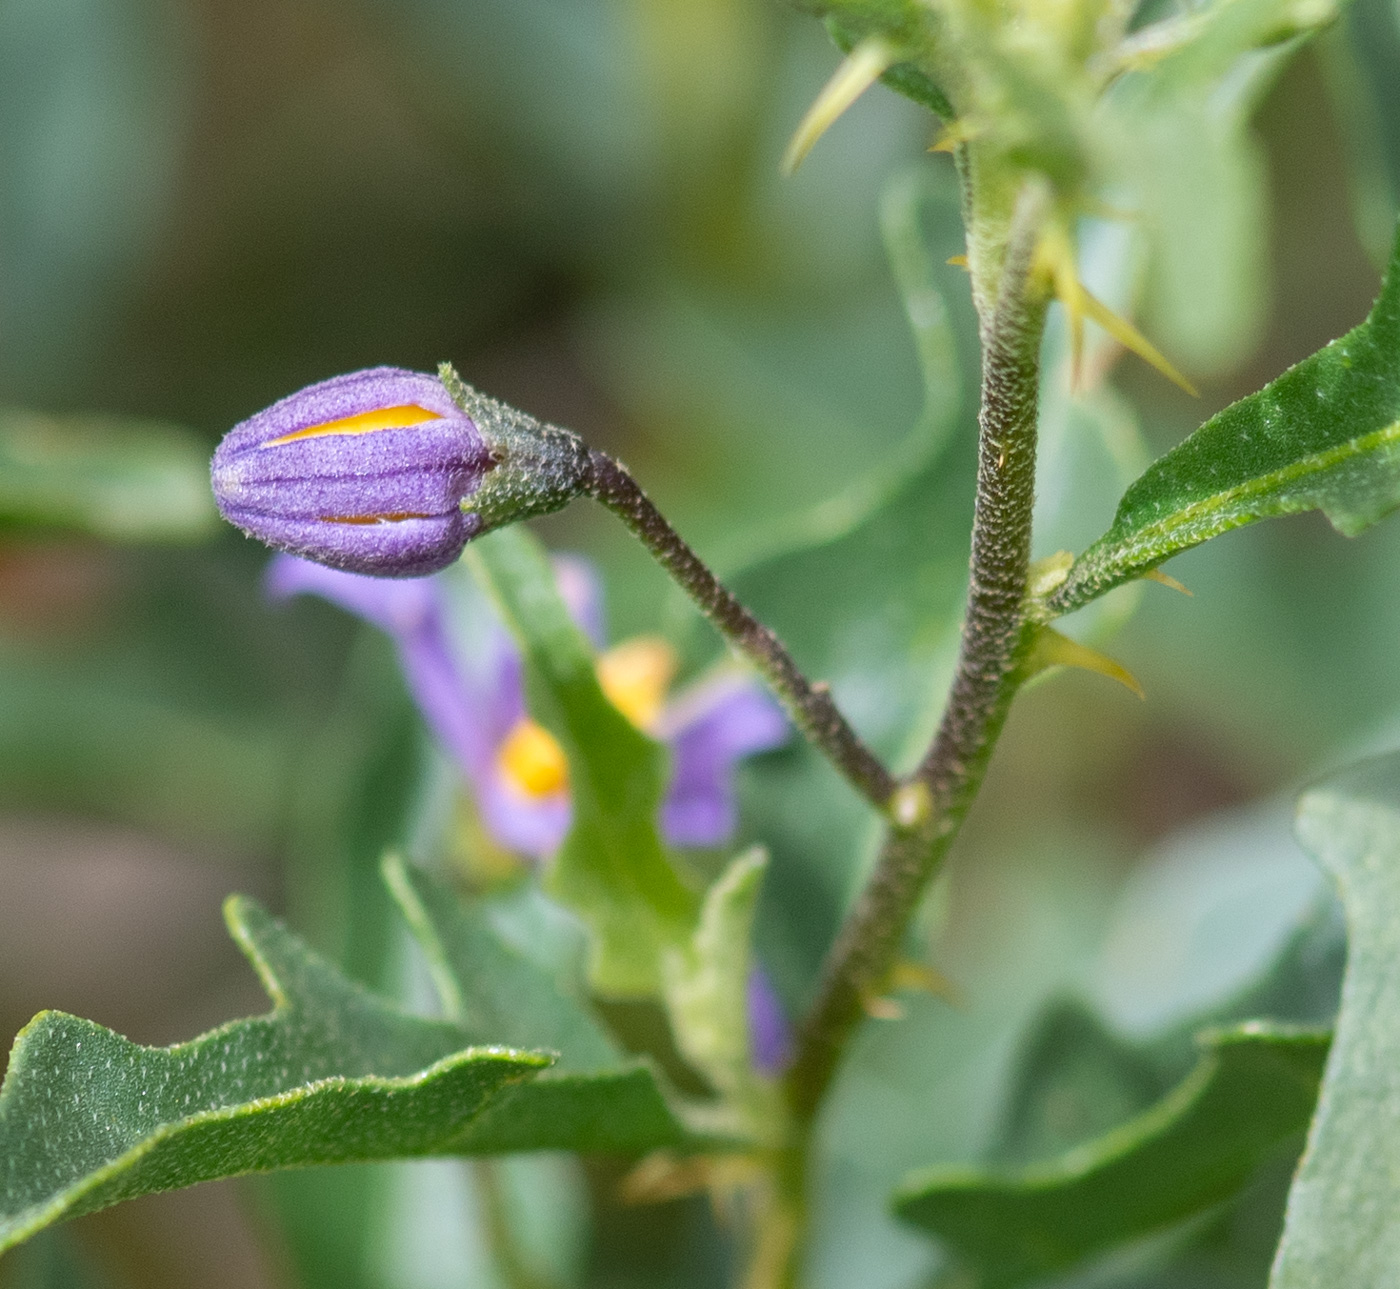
0, 409, 218, 542
894, 1024, 1329, 1288
1049, 219, 1400, 616
0, 861, 715, 1258
384, 856, 698, 1154
1271, 752, 1400, 1285
466, 526, 699, 998
0, 898, 542, 1256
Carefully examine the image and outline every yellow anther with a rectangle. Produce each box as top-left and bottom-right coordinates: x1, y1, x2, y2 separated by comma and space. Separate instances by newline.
597, 636, 678, 731
263, 403, 442, 446
946, 254, 969, 269
781, 38, 896, 176
497, 718, 570, 798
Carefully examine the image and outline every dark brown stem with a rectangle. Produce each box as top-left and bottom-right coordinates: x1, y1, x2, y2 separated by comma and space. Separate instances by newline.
783, 187, 1049, 1125
585, 451, 898, 812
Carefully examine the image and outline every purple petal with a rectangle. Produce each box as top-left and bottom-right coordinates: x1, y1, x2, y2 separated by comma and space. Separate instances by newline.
266, 552, 569, 859
476, 773, 572, 859
215, 367, 463, 457
213, 367, 491, 577
657, 673, 789, 848
747, 966, 792, 1075
268, 555, 497, 770
234, 510, 481, 578
266, 554, 439, 634
552, 554, 606, 649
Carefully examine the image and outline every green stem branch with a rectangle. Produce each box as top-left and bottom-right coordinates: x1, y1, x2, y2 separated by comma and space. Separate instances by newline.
784, 184, 1050, 1125
585, 450, 898, 812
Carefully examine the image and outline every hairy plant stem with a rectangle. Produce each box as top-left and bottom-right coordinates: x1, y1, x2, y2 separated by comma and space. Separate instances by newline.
584, 450, 898, 812
783, 186, 1050, 1128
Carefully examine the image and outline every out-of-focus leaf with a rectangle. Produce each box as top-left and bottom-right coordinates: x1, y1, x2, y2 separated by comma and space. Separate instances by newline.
1271, 752, 1400, 1285
0, 410, 216, 542
824, 15, 954, 119
727, 165, 974, 1003
466, 527, 698, 997
385, 856, 697, 1154
0, 649, 288, 851
1091, 800, 1333, 1039
0, 898, 542, 1256
1049, 220, 1400, 616
0, 0, 190, 396
894, 1024, 1329, 1289
990, 999, 1168, 1167
663, 847, 779, 1135
806, 839, 1122, 1289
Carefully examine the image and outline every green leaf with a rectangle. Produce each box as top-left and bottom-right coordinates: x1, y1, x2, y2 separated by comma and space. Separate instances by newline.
465, 526, 699, 997
383, 855, 697, 1154
1050, 219, 1400, 617
0, 897, 543, 1256
729, 166, 975, 996
825, 15, 954, 120
0, 409, 218, 542
662, 847, 780, 1139
894, 1024, 1329, 1288
990, 999, 1169, 1167
1271, 752, 1400, 1285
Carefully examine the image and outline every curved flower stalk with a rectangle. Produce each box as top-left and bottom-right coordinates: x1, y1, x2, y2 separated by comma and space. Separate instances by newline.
266, 553, 789, 860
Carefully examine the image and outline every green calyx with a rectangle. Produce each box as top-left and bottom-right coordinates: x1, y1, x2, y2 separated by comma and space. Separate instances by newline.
438, 362, 593, 535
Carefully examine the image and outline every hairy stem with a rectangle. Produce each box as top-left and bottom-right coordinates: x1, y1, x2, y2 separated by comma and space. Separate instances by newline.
784, 185, 1050, 1126
585, 450, 898, 812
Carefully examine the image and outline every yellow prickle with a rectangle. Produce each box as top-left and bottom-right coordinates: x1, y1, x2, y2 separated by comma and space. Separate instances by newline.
1036, 224, 1086, 388
781, 38, 896, 176
888, 960, 960, 1004
929, 119, 979, 153
1028, 626, 1144, 698
1079, 287, 1198, 396
1144, 567, 1192, 596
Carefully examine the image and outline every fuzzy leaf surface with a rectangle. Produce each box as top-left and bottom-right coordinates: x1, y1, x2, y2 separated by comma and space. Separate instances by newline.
0, 898, 541, 1255
384, 856, 697, 1154
1271, 752, 1400, 1285
466, 527, 698, 997
1050, 221, 1400, 615
894, 1024, 1328, 1288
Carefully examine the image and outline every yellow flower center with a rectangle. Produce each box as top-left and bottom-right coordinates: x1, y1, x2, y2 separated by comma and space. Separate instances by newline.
595, 636, 677, 731
263, 403, 442, 446
497, 718, 570, 798
495, 635, 679, 801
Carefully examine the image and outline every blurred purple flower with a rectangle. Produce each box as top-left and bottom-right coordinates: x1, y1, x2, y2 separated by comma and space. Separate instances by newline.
267, 553, 788, 858
213, 367, 492, 577
746, 967, 792, 1076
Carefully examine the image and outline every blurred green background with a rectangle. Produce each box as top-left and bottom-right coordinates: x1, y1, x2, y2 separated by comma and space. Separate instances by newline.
0, 0, 1398, 1286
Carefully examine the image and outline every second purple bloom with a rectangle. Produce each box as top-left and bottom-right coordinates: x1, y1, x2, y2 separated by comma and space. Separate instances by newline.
267, 553, 789, 859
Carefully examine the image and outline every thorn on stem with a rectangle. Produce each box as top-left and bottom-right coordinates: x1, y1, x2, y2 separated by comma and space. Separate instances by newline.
782, 39, 896, 176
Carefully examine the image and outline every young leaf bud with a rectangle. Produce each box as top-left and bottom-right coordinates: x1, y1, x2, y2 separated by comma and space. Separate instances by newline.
211, 365, 591, 577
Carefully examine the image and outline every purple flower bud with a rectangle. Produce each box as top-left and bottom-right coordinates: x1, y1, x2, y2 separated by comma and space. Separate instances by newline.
212, 367, 492, 577
212, 364, 594, 578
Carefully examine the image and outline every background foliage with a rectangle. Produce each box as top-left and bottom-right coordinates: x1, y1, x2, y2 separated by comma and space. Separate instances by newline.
1, 0, 1399, 1286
